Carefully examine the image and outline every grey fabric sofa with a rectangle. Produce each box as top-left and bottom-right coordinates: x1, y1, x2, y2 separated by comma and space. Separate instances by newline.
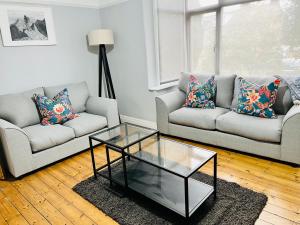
0, 82, 119, 178
156, 74, 300, 165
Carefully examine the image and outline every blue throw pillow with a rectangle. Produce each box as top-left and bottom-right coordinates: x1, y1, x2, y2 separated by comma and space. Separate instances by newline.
184, 75, 216, 109
235, 78, 281, 118
34, 88, 79, 125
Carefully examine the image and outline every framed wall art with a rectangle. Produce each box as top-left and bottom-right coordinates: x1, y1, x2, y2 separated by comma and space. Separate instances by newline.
0, 5, 56, 46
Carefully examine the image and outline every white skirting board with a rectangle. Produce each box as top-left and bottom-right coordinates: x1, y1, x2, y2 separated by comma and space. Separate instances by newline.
120, 115, 157, 130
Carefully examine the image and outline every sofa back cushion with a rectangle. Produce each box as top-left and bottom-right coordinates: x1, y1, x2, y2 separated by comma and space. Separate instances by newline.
44, 82, 89, 113
231, 76, 293, 115
179, 73, 236, 109
0, 87, 44, 128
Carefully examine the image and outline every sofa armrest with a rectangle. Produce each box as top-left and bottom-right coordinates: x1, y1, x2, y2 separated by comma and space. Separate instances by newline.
0, 119, 33, 177
155, 90, 186, 134
86, 96, 119, 128
281, 105, 300, 164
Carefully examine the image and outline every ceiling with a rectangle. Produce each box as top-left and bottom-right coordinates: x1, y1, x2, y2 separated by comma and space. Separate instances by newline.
0, 0, 128, 8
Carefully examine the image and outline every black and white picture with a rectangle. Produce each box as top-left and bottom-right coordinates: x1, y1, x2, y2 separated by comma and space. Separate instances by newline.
9, 10, 48, 41
0, 5, 56, 46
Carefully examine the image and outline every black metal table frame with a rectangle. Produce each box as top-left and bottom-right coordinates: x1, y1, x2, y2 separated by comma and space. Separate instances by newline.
89, 123, 217, 220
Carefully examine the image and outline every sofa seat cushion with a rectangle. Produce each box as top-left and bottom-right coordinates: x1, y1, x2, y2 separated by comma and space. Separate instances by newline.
23, 124, 75, 153
216, 111, 284, 143
169, 107, 229, 130
63, 112, 107, 137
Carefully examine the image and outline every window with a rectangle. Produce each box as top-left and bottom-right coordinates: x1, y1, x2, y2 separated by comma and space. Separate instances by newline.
152, 0, 300, 88
220, 0, 300, 76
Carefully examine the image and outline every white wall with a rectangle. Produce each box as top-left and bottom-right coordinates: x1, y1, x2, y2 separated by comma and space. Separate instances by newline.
0, 4, 101, 96
99, 0, 159, 122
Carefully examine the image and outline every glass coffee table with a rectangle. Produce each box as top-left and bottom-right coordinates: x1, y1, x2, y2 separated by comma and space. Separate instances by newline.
89, 123, 217, 220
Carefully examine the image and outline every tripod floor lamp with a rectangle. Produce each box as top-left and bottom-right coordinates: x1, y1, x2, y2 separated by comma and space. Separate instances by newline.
88, 29, 116, 99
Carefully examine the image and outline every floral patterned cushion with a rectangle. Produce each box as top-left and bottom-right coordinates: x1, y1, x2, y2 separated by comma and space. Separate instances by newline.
236, 78, 281, 118
34, 88, 79, 125
184, 75, 216, 109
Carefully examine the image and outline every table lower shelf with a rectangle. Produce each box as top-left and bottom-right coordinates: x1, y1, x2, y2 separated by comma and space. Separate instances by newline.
111, 160, 214, 217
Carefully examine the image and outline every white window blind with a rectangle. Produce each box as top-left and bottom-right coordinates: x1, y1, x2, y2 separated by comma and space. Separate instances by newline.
189, 12, 216, 74
156, 0, 186, 84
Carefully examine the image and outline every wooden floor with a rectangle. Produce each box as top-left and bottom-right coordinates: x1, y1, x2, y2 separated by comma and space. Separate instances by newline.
0, 137, 299, 225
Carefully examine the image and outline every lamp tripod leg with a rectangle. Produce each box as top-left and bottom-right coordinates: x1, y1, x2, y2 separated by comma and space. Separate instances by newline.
98, 45, 103, 97
100, 45, 116, 99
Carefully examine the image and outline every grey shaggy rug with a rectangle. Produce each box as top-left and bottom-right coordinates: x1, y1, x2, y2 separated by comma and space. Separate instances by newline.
73, 160, 267, 225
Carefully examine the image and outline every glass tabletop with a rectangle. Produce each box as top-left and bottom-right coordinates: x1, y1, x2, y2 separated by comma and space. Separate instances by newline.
90, 123, 158, 149
125, 137, 216, 178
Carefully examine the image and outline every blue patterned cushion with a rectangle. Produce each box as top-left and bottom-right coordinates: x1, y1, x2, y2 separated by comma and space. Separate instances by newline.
236, 78, 281, 118
184, 75, 216, 109
34, 88, 79, 125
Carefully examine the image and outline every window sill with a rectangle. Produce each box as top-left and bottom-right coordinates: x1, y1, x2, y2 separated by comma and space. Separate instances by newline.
149, 81, 179, 91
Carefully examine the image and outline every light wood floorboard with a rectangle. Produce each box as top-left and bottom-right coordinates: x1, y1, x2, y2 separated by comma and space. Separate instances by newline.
0, 138, 299, 225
